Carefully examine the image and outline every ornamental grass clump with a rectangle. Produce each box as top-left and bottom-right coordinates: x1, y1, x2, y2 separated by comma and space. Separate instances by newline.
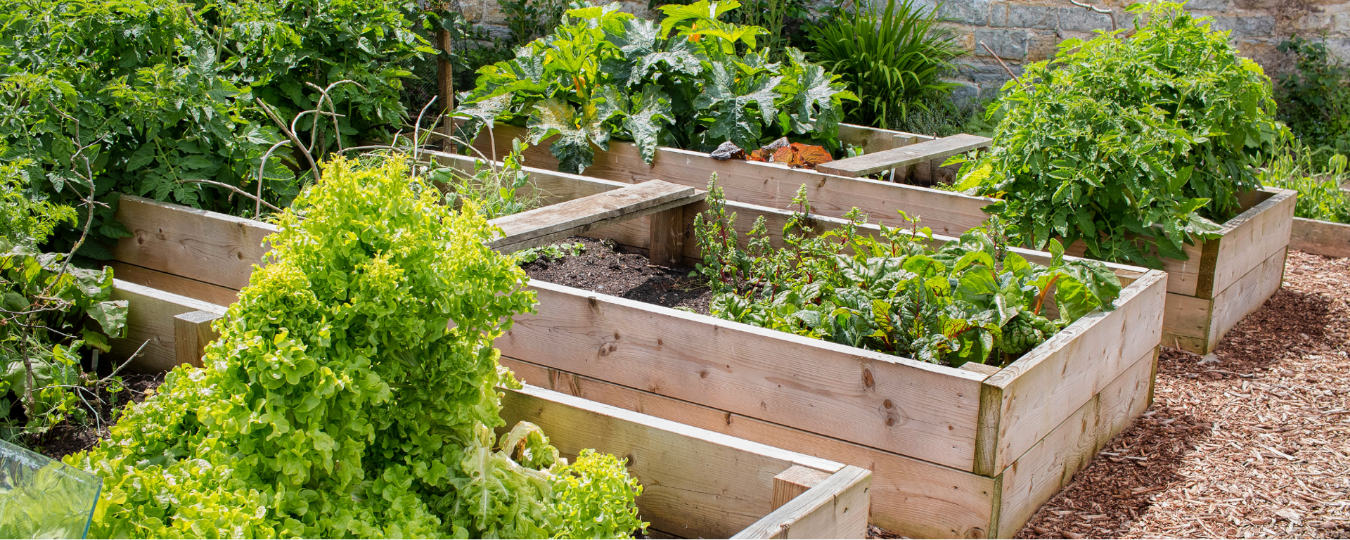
951, 2, 1280, 268
65, 157, 644, 538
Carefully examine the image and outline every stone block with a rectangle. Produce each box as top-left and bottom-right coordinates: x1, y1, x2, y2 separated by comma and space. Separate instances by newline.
1027, 31, 1060, 61
937, 0, 993, 26
974, 28, 1029, 59
1210, 15, 1276, 37
1184, 0, 1230, 10
1008, 4, 1059, 29
1058, 6, 1115, 32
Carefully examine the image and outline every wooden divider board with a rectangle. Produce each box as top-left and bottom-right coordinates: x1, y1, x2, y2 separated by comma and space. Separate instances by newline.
816, 134, 992, 178
489, 180, 701, 253
113, 196, 278, 291
1290, 217, 1350, 258
109, 280, 227, 373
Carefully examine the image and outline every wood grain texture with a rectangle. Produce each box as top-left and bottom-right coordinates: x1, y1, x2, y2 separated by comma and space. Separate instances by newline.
994, 347, 1158, 537
736, 466, 872, 539
503, 358, 999, 539
497, 280, 988, 471
1207, 247, 1288, 349
1290, 217, 1350, 258
110, 280, 228, 373
109, 261, 241, 306
174, 310, 223, 368
497, 385, 846, 539
837, 123, 930, 154
815, 134, 992, 178
978, 270, 1167, 476
648, 205, 685, 266
463, 123, 997, 237
488, 180, 701, 253
113, 195, 277, 290
772, 465, 834, 510
1206, 188, 1295, 299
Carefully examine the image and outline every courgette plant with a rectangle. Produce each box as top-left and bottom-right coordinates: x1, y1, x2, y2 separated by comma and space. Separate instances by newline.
455, 1, 856, 174
692, 179, 1121, 367
950, 2, 1280, 268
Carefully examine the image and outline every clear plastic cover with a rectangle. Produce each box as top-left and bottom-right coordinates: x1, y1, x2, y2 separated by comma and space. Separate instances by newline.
0, 439, 101, 539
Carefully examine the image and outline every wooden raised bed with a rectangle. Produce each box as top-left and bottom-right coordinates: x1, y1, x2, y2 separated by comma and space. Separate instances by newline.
461, 123, 1296, 354
103, 160, 1167, 538
1291, 218, 1350, 259
105, 241, 872, 540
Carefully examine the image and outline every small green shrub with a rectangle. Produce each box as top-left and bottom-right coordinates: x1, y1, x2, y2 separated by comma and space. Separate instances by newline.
1261, 140, 1350, 224
66, 156, 644, 538
951, 3, 1280, 268
807, 0, 960, 128
1276, 36, 1350, 156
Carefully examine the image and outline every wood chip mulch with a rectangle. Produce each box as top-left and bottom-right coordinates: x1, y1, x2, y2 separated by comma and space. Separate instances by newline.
1018, 250, 1350, 539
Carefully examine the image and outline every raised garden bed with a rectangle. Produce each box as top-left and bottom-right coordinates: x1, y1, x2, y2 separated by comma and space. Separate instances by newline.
460, 123, 1296, 355
104, 162, 1168, 538
99, 278, 871, 539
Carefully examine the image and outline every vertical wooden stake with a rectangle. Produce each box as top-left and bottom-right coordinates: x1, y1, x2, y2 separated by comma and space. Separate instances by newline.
771, 465, 833, 511
648, 206, 684, 266
174, 311, 223, 368
436, 27, 454, 151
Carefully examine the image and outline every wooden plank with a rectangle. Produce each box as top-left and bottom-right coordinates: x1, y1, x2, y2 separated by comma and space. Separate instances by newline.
648, 205, 685, 266
173, 311, 224, 368
497, 280, 988, 472
837, 123, 930, 154
110, 280, 228, 373
977, 270, 1167, 476
1207, 247, 1288, 349
109, 261, 241, 306
1160, 292, 1211, 350
815, 134, 992, 178
487, 180, 702, 253
1205, 188, 1295, 298
504, 358, 999, 539
497, 384, 845, 539
1291, 217, 1350, 258
735, 466, 872, 539
465, 123, 997, 237
113, 195, 277, 290
772, 465, 834, 510
994, 347, 1158, 537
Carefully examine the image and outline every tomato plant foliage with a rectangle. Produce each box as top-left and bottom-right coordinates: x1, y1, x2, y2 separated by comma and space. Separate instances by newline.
693, 180, 1121, 367
65, 157, 644, 538
456, 1, 856, 174
950, 3, 1279, 268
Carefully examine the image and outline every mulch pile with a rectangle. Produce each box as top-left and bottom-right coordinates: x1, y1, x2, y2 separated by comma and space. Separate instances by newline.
1018, 250, 1350, 538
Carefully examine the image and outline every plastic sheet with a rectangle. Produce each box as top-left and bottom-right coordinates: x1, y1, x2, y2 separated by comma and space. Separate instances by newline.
0, 439, 101, 539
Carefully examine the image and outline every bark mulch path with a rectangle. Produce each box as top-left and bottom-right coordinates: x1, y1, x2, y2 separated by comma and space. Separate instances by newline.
1018, 250, 1350, 539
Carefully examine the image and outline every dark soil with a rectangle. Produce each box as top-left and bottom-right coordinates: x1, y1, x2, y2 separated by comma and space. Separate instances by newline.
520, 237, 713, 314
15, 372, 164, 460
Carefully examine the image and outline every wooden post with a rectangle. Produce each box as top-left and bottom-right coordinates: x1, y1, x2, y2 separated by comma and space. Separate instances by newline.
437, 27, 454, 151
772, 465, 833, 511
648, 206, 684, 266
174, 311, 224, 368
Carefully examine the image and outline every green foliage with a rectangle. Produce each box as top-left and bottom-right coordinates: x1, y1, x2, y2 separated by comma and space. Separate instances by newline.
550, 449, 647, 539
950, 3, 1279, 268
428, 138, 539, 219
501, 0, 570, 47
65, 157, 643, 538
1261, 140, 1350, 224
516, 242, 586, 264
1276, 36, 1350, 156
806, 0, 960, 128
0, 0, 432, 255
691, 179, 1121, 367
456, 1, 856, 174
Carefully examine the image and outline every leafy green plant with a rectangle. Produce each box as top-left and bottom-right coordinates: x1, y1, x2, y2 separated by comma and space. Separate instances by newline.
950, 3, 1280, 268
1261, 140, 1350, 224
428, 138, 540, 219
1276, 36, 1350, 156
456, 1, 856, 174
691, 179, 1121, 367
66, 156, 644, 538
501, 0, 570, 47
807, 0, 960, 128
517, 242, 587, 264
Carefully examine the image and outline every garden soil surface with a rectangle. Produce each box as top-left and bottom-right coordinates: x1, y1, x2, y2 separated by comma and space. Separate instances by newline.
527, 241, 1350, 539
24, 373, 164, 460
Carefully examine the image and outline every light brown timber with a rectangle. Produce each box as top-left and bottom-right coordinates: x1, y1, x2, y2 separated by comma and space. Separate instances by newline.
110, 280, 227, 373
109, 261, 241, 307
815, 134, 992, 178
1290, 217, 1350, 258
735, 465, 872, 539
174, 310, 224, 368
647, 205, 685, 266
772, 465, 835, 510
113, 195, 277, 291
487, 180, 701, 253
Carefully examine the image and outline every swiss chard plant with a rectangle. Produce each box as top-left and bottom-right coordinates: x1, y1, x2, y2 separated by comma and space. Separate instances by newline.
692, 179, 1121, 367
455, 1, 856, 174
949, 2, 1280, 268
66, 157, 645, 538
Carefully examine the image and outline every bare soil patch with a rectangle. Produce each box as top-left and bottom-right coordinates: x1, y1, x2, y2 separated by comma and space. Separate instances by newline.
520, 237, 712, 314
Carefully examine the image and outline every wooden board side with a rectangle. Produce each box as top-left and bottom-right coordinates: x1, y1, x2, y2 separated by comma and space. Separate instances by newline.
109, 261, 241, 306
734, 466, 872, 539
503, 358, 999, 539
1206, 188, 1296, 298
816, 134, 991, 178
110, 280, 228, 373
1205, 246, 1288, 350
112, 195, 277, 291
1290, 217, 1350, 258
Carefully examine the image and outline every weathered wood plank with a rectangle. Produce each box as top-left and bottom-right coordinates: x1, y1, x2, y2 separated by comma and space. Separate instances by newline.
1291, 217, 1350, 258
977, 270, 1167, 476
503, 358, 999, 539
173, 311, 224, 368
994, 347, 1157, 537
497, 384, 844, 539
114, 195, 277, 291
110, 280, 228, 373
815, 134, 992, 178
837, 123, 930, 154
109, 261, 241, 306
1208, 247, 1288, 347
497, 280, 988, 472
1206, 188, 1295, 299
487, 180, 702, 253
772, 465, 834, 511
736, 466, 872, 539
648, 205, 685, 266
